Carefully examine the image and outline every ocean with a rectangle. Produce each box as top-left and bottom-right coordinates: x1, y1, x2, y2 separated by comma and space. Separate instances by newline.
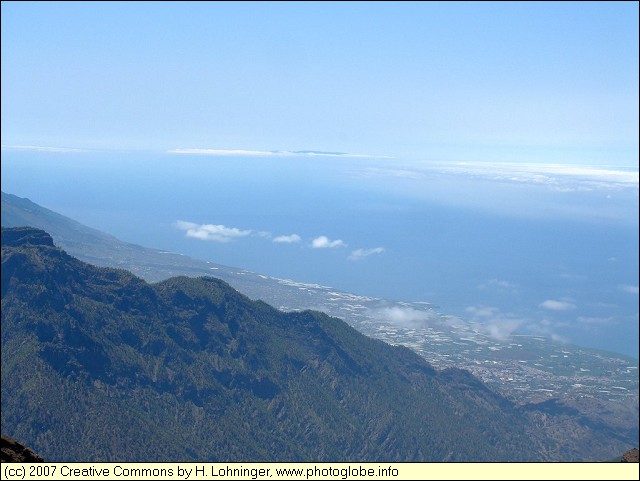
2, 149, 638, 357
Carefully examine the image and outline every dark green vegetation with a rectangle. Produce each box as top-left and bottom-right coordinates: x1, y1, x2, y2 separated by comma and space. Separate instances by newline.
2, 192, 637, 461
1, 227, 558, 462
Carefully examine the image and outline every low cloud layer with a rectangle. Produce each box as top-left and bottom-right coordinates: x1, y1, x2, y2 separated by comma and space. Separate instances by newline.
432, 161, 639, 192
169, 148, 390, 159
353, 161, 639, 193
1, 144, 87, 153
175, 220, 251, 243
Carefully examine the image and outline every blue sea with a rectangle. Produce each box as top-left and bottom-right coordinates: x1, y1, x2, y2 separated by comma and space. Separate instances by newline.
2, 149, 638, 358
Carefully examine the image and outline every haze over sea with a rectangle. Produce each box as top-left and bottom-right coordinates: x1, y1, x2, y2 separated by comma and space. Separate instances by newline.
2, 2, 638, 357
1, 149, 638, 358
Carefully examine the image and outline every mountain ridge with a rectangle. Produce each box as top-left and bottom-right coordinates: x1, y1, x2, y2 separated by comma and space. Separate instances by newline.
2, 192, 637, 459
3, 227, 550, 461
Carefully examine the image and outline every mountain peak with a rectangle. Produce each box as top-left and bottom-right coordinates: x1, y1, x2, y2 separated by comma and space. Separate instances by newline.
1, 226, 54, 248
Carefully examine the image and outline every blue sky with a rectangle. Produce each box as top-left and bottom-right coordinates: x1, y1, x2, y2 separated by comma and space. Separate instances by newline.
2, 1, 638, 166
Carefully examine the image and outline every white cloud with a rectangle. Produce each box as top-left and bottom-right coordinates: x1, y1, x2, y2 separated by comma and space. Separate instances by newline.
484, 319, 522, 341
438, 161, 639, 191
550, 333, 569, 344
348, 247, 385, 261
465, 305, 522, 340
539, 299, 576, 311
311, 236, 347, 249
354, 160, 639, 193
168, 148, 391, 159
273, 234, 302, 244
619, 284, 639, 295
175, 220, 251, 243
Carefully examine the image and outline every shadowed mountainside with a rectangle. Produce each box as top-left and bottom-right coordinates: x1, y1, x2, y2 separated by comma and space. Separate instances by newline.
2, 226, 557, 462
2, 192, 637, 461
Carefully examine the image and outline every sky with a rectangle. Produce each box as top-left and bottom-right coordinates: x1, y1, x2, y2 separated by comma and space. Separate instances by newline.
1, 2, 639, 357
1, 1, 638, 165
